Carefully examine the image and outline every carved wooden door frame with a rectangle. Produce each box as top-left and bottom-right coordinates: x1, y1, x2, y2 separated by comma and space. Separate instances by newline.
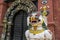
1, 0, 37, 40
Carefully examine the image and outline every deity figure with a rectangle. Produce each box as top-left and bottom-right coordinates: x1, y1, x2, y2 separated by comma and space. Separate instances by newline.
25, 5, 52, 40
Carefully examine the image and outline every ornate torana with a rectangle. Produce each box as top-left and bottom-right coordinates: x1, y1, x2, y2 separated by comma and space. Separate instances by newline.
1, 0, 37, 40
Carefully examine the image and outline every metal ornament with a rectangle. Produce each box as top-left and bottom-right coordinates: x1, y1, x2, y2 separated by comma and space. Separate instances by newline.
42, 0, 47, 5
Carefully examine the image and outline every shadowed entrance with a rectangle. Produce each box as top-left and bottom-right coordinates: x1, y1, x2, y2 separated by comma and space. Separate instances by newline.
10, 10, 28, 40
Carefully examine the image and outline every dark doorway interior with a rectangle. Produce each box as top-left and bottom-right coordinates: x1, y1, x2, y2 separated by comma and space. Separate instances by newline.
10, 10, 28, 40
32, 0, 38, 7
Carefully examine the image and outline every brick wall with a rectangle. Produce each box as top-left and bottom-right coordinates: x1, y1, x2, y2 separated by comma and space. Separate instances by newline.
53, 0, 60, 40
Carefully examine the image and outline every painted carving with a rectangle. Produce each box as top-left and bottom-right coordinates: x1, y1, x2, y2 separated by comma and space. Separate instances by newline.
25, 6, 52, 40
40, 5, 49, 16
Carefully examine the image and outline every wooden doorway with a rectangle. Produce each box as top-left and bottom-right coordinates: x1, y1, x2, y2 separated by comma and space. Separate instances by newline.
10, 10, 28, 40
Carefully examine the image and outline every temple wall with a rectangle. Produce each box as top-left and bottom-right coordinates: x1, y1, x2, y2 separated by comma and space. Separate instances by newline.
0, 0, 60, 40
